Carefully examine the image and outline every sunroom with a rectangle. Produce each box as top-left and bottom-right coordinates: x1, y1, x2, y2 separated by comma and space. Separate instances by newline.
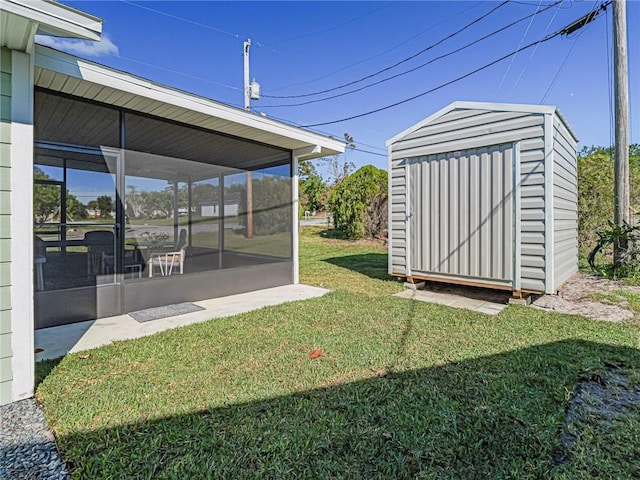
31, 46, 344, 329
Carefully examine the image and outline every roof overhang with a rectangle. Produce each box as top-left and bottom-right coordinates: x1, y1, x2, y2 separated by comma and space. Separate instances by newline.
386, 100, 578, 146
33, 45, 344, 160
1, 0, 102, 51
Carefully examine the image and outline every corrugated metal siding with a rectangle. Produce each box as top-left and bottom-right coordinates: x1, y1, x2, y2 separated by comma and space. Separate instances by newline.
552, 116, 578, 288
389, 157, 407, 275
0, 47, 12, 405
406, 145, 513, 285
389, 108, 548, 292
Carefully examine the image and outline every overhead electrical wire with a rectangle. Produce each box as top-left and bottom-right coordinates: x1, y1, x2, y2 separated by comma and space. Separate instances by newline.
493, 0, 545, 99
274, 3, 392, 44
119, 0, 282, 54
268, 1, 484, 92
262, 0, 511, 99
539, 1, 597, 103
508, 0, 564, 94
260, 1, 562, 108
301, 1, 612, 128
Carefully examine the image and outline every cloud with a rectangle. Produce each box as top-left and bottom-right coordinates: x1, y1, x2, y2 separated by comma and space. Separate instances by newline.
35, 34, 119, 57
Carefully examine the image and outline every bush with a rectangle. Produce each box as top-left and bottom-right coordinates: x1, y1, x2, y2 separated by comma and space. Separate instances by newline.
328, 165, 387, 239
578, 145, 640, 247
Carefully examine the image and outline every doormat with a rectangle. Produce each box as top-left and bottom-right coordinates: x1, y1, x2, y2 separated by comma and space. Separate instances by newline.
129, 302, 205, 323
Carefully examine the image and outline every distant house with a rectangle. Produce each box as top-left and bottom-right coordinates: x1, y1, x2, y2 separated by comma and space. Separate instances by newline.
0, 0, 344, 405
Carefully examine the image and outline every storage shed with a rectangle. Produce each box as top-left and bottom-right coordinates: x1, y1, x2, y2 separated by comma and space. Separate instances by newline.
386, 101, 578, 295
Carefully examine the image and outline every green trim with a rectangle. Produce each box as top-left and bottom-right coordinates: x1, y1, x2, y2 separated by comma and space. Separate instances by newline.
0, 49, 11, 74
0, 332, 12, 358
0, 144, 9, 166
0, 166, 10, 191
0, 122, 10, 144
0, 285, 10, 309
0, 356, 12, 382
0, 262, 9, 287
0, 309, 10, 335
0, 73, 11, 97
0, 380, 11, 405
0, 215, 8, 239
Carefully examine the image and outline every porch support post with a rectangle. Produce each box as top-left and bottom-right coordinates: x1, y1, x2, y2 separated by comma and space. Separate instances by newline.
292, 145, 321, 285
9, 50, 35, 402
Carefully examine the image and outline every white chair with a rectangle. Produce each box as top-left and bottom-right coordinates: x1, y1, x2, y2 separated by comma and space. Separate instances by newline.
148, 248, 185, 277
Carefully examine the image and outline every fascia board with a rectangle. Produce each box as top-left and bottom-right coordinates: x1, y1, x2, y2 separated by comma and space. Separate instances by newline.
34, 46, 345, 156
1, 0, 102, 40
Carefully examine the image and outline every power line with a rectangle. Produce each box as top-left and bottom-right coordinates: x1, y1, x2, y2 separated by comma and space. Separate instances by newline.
274, 4, 392, 44
353, 148, 387, 158
302, 1, 612, 128
263, 0, 511, 99
268, 1, 484, 93
119, 0, 282, 54
508, 0, 564, 94
260, 1, 562, 108
493, 0, 544, 99
539, 1, 600, 103
112, 53, 242, 93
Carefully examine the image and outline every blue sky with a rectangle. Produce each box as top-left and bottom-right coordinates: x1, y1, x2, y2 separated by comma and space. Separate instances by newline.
40, 0, 638, 177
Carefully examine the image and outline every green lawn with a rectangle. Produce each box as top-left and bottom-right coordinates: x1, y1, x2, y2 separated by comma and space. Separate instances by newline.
36, 227, 640, 479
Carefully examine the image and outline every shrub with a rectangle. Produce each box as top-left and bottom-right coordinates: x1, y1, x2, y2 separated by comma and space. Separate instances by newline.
328, 165, 387, 239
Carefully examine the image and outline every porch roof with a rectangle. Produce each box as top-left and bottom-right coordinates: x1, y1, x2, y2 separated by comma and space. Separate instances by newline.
33, 45, 345, 161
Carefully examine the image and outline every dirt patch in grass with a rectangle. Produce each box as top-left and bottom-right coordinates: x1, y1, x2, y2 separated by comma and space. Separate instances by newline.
531, 273, 638, 322
556, 366, 640, 465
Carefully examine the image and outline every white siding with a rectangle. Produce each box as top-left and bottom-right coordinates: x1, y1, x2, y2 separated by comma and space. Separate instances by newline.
552, 116, 578, 289
0, 48, 11, 405
389, 107, 548, 292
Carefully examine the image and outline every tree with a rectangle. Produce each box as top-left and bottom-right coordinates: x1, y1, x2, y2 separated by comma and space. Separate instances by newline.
88, 195, 115, 219
578, 145, 640, 248
298, 159, 327, 214
325, 133, 355, 185
33, 167, 86, 223
328, 165, 387, 239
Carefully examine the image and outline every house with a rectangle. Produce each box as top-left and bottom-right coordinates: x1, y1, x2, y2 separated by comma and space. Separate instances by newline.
0, 0, 344, 405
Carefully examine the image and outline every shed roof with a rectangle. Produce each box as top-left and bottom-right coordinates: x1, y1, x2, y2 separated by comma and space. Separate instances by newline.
33, 45, 344, 160
386, 101, 578, 147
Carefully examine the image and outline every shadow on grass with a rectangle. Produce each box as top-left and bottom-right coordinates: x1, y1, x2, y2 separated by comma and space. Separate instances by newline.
324, 253, 397, 282
34, 357, 63, 390
57, 340, 640, 479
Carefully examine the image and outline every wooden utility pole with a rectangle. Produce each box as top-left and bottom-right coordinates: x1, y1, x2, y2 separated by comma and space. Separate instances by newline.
613, 0, 629, 263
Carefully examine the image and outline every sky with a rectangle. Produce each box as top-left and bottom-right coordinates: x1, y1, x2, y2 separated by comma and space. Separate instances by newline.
38, 0, 639, 178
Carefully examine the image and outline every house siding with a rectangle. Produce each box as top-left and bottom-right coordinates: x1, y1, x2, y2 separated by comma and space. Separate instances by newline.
552, 116, 579, 289
0, 47, 12, 405
388, 108, 548, 292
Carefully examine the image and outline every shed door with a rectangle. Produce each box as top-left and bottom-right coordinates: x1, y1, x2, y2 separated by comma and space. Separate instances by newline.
408, 144, 514, 286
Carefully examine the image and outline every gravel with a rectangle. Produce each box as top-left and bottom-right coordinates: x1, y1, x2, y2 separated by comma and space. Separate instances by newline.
0, 399, 70, 480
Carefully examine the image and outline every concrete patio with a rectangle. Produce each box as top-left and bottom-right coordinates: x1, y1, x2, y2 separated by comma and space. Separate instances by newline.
35, 284, 329, 361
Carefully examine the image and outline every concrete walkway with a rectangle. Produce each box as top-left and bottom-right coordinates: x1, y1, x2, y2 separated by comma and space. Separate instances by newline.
395, 287, 508, 315
35, 284, 329, 361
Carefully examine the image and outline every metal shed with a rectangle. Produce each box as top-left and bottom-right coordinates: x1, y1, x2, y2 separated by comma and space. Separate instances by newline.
386, 101, 578, 295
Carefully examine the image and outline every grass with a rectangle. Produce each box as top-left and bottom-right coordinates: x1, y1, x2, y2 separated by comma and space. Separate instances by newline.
36, 227, 640, 479
591, 289, 640, 318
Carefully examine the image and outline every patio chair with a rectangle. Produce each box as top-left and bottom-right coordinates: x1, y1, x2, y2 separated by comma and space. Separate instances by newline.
148, 247, 185, 277
34, 236, 47, 291
85, 230, 115, 276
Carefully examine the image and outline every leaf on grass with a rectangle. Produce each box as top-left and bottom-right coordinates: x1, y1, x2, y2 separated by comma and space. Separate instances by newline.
308, 349, 323, 359
78, 354, 90, 360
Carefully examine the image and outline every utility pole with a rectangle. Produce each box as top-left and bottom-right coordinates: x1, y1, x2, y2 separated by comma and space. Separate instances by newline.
243, 39, 251, 111
613, 0, 629, 264
243, 39, 254, 237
